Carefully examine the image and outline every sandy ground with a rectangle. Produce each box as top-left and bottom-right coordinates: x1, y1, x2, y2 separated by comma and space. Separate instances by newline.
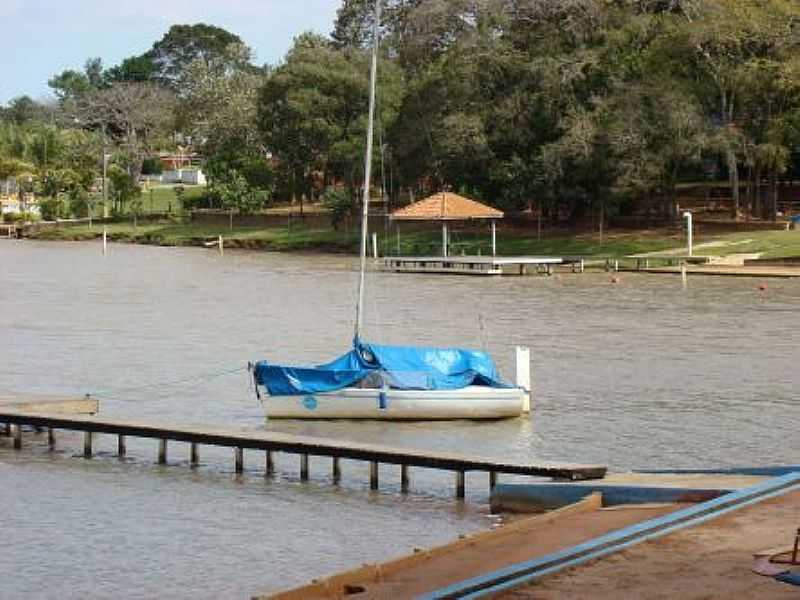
500, 489, 800, 599
264, 496, 682, 599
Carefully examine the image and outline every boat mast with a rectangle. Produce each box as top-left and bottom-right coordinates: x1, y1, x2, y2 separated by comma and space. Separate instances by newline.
354, 0, 381, 342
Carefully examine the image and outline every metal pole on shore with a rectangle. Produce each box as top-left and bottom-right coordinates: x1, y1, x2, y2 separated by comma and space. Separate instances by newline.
683, 211, 693, 257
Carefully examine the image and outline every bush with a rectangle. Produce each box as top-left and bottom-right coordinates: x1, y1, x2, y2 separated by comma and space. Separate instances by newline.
141, 157, 163, 175
182, 188, 220, 211
68, 188, 90, 218
322, 187, 355, 229
39, 197, 67, 221
3, 211, 38, 223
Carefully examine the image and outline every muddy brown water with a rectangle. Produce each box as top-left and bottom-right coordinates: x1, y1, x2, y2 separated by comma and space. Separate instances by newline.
1, 241, 798, 599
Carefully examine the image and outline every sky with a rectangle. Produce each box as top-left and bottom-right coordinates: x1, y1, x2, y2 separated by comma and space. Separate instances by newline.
0, 0, 341, 104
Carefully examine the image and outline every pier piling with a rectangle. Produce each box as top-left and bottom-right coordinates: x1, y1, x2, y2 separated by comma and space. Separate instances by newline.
490, 471, 498, 490
83, 431, 92, 457
158, 439, 167, 464
190, 443, 199, 466
48, 428, 55, 449
401, 464, 410, 493
300, 454, 309, 480
456, 471, 466, 498
265, 451, 274, 476
235, 448, 244, 473
370, 461, 379, 490
13, 425, 22, 449
118, 435, 126, 457
332, 457, 341, 482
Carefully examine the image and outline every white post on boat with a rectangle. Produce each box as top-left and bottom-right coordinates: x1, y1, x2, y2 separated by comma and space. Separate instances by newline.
353, 0, 381, 341
372, 232, 378, 259
491, 220, 497, 256
516, 346, 531, 414
683, 211, 693, 257
102, 227, 107, 255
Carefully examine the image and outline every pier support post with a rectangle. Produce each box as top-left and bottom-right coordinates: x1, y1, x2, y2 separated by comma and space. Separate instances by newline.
332, 457, 341, 483
48, 428, 56, 449
190, 443, 199, 466
4, 422, 11, 436
118, 435, 126, 457
489, 471, 497, 490
158, 439, 167, 464
370, 461, 379, 490
456, 471, 466, 499
400, 464, 410, 493
265, 451, 274, 476
13, 425, 22, 450
300, 454, 309, 481
235, 448, 244, 473
83, 431, 93, 458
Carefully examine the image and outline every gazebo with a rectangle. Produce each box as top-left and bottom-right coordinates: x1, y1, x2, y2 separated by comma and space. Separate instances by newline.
390, 191, 504, 257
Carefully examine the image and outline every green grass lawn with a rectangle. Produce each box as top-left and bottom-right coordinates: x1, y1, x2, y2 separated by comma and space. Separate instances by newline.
71, 184, 207, 217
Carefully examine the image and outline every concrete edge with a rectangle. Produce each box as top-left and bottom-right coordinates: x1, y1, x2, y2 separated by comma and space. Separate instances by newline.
254, 494, 604, 600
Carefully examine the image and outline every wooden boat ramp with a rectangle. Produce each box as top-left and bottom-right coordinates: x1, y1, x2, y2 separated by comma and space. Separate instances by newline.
0, 405, 606, 498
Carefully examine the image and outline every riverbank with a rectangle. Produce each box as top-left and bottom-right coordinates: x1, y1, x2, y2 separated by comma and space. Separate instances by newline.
19, 220, 800, 260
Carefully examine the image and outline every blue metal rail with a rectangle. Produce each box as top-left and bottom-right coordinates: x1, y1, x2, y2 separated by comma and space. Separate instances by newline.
420, 472, 800, 600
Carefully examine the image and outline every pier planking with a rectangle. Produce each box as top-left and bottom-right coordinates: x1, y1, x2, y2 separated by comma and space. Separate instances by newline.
0, 409, 606, 496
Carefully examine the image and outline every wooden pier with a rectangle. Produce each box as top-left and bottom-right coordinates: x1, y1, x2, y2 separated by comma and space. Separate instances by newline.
0, 409, 606, 497
383, 256, 585, 276
0, 223, 19, 239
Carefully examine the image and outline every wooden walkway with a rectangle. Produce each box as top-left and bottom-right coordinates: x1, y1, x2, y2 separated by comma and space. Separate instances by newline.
383, 256, 585, 276
0, 409, 606, 497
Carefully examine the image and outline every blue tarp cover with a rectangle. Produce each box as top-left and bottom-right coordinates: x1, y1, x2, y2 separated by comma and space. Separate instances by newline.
254, 341, 511, 396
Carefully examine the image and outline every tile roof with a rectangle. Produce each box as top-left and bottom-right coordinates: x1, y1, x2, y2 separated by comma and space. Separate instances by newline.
390, 192, 503, 221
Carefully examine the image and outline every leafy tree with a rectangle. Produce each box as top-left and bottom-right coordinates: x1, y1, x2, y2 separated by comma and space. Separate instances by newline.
2, 96, 45, 125
147, 24, 250, 90
257, 32, 402, 211
104, 55, 158, 83
107, 165, 140, 213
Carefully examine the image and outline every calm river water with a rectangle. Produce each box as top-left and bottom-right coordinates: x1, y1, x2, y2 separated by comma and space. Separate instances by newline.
1, 241, 798, 598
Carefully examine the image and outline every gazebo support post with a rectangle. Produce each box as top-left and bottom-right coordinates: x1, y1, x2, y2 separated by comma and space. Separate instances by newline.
491, 220, 497, 256
442, 222, 448, 257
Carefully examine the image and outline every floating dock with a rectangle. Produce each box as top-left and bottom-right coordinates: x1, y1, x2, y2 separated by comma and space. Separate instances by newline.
0, 408, 606, 497
382, 256, 585, 276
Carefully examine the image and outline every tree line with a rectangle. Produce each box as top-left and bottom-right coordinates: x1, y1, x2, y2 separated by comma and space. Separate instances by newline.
2, 1, 800, 222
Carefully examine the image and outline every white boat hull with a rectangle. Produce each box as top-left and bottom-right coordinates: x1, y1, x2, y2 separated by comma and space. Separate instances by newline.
260, 385, 526, 420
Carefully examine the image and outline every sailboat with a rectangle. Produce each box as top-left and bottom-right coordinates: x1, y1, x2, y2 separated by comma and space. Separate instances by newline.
251, 1, 530, 420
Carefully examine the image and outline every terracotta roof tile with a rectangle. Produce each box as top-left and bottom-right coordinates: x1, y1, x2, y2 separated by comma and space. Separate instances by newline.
390, 192, 503, 221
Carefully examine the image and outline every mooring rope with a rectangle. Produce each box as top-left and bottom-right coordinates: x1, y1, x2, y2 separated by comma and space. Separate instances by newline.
87, 365, 249, 400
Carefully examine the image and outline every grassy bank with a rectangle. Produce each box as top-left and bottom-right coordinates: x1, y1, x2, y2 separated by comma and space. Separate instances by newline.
24, 218, 800, 258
